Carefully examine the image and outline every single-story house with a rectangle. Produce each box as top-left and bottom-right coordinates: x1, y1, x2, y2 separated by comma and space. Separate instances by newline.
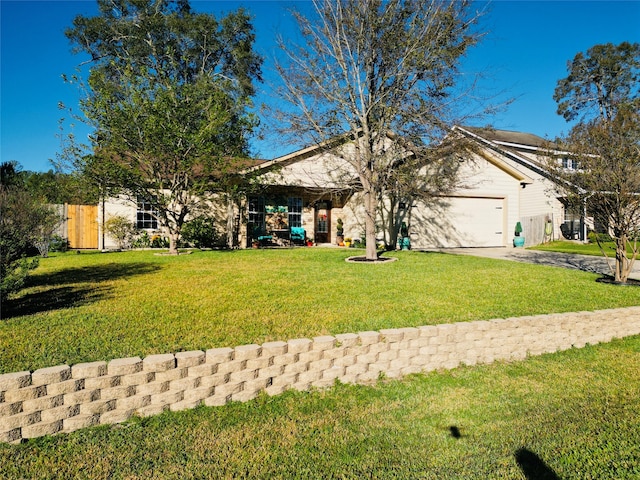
95, 126, 583, 250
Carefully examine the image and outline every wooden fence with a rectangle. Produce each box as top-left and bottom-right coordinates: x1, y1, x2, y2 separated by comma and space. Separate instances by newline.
65, 205, 99, 249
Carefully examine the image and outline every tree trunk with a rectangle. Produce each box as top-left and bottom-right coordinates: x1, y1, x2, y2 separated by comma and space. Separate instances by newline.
226, 197, 235, 249
364, 189, 378, 260
615, 234, 629, 283
168, 232, 179, 255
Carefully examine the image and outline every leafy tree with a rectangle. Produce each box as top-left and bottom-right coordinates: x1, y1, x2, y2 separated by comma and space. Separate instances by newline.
22, 169, 99, 205
553, 42, 640, 123
548, 42, 640, 283
0, 163, 63, 302
272, 0, 484, 259
65, 0, 262, 254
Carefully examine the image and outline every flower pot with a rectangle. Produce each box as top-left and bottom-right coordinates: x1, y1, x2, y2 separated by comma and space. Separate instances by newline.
513, 236, 525, 247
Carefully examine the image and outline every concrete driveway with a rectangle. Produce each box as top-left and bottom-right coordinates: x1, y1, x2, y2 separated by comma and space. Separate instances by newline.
427, 247, 640, 281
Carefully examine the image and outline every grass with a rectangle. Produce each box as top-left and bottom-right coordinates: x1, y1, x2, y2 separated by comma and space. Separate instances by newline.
530, 240, 635, 256
2, 248, 640, 374
1, 335, 638, 479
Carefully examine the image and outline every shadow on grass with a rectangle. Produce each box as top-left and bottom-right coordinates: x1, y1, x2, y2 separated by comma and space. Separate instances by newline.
515, 448, 560, 480
26, 262, 161, 288
2, 285, 113, 319
3, 262, 161, 319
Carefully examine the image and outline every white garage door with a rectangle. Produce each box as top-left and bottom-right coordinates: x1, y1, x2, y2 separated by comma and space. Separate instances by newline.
410, 196, 505, 248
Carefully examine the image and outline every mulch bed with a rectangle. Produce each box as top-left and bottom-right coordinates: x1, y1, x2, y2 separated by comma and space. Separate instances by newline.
596, 275, 640, 286
345, 256, 398, 264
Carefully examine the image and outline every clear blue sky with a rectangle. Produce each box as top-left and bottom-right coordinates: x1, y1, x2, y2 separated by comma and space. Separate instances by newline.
1, 0, 639, 172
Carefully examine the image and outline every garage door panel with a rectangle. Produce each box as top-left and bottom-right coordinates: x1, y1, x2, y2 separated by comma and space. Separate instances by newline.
410, 197, 505, 248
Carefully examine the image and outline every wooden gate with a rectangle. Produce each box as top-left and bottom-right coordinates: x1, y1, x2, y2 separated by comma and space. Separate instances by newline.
66, 204, 99, 249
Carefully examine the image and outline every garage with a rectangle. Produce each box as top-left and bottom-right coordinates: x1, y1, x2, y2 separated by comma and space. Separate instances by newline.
409, 196, 506, 248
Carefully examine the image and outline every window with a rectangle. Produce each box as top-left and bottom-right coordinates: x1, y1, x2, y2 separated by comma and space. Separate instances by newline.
561, 157, 579, 170
248, 196, 265, 236
137, 197, 158, 230
288, 197, 303, 228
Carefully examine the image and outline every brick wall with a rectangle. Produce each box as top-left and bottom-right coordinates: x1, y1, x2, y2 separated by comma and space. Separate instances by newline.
2, 306, 640, 443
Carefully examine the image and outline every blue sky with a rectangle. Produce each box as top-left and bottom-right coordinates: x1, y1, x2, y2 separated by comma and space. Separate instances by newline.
1, 0, 639, 172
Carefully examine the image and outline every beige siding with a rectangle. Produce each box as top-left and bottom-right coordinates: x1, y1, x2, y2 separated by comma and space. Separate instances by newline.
262, 152, 357, 189
100, 193, 230, 249
498, 154, 565, 244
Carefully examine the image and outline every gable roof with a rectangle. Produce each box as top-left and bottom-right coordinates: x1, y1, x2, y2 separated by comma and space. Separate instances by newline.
462, 127, 554, 149
454, 125, 560, 183
251, 126, 565, 188
245, 131, 363, 174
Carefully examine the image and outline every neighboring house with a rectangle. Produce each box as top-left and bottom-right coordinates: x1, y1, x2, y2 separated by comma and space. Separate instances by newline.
95, 127, 581, 250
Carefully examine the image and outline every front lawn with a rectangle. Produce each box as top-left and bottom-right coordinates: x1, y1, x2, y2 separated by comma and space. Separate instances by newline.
1, 335, 638, 479
530, 240, 635, 256
2, 248, 640, 374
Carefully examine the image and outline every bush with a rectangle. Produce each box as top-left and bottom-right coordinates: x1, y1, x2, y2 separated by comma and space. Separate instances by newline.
0, 181, 61, 300
105, 215, 137, 250
588, 231, 613, 243
181, 215, 218, 248
132, 231, 151, 249
151, 235, 169, 248
49, 235, 69, 253
30, 206, 63, 258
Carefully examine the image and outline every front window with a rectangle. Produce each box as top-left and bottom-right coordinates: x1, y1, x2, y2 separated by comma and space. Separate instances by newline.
248, 196, 265, 237
137, 197, 158, 229
249, 196, 303, 237
288, 197, 303, 228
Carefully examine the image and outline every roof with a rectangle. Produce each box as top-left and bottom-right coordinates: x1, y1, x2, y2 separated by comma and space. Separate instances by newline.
462, 127, 554, 149
454, 125, 561, 183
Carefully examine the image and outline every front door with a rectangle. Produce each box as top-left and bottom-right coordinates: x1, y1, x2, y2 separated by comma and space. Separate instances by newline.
315, 201, 331, 243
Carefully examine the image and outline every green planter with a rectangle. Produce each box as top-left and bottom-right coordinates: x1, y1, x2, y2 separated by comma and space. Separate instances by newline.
513, 236, 525, 247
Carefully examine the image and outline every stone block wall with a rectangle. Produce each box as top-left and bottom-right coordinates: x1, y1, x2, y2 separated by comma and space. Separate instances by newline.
2, 306, 640, 443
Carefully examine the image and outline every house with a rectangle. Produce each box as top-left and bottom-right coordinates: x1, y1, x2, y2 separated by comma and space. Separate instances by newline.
95, 127, 580, 250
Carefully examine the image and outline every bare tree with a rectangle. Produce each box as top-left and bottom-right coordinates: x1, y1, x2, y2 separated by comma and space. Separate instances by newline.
272, 0, 486, 259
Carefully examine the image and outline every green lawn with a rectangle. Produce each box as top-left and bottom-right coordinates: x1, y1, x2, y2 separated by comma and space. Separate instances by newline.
2, 248, 640, 374
530, 240, 635, 256
1, 335, 638, 479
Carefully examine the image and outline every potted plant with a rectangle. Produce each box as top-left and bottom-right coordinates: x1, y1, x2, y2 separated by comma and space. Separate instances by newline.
513, 221, 525, 247
336, 218, 344, 245
306, 237, 314, 247
344, 237, 352, 248
398, 222, 410, 250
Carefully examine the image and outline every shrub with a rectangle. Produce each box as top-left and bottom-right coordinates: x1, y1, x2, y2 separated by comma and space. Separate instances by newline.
132, 231, 151, 249
588, 231, 613, 243
0, 183, 61, 299
105, 215, 137, 250
49, 235, 68, 253
151, 235, 169, 248
181, 215, 218, 249
31, 206, 64, 258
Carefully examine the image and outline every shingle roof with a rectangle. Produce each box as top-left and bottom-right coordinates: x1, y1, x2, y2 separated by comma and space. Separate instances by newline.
463, 127, 553, 149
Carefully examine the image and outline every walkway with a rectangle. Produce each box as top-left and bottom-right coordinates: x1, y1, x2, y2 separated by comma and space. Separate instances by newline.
427, 247, 640, 281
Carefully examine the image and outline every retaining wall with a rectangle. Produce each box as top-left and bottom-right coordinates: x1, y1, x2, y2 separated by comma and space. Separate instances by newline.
2, 306, 640, 443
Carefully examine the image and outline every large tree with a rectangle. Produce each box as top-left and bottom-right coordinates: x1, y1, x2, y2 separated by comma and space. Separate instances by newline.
272, 0, 483, 259
549, 42, 640, 283
66, 0, 262, 254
